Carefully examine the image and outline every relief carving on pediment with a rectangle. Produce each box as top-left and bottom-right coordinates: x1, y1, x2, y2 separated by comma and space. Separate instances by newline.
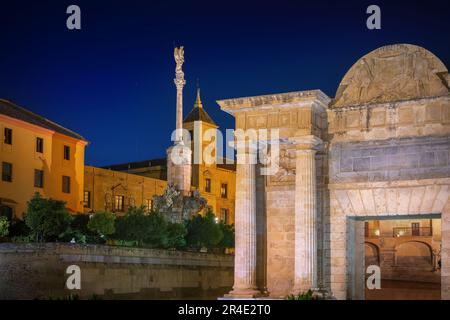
333, 44, 449, 108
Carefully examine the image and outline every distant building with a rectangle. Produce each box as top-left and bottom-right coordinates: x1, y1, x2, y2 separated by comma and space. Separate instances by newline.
0, 99, 88, 219
365, 219, 441, 283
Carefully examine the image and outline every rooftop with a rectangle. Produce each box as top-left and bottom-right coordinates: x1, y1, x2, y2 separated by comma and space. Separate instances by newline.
0, 99, 87, 142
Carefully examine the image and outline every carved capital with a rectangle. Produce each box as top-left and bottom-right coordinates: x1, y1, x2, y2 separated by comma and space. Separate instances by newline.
289, 135, 323, 151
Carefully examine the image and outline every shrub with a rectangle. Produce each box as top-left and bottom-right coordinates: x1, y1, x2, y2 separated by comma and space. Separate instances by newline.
186, 212, 223, 250
8, 219, 30, 238
218, 222, 235, 249
25, 193, 72, 242
286, 289, 317, 300
71, 214, 91, 234
87, 211, 115, 238
114, 207, 150, 245
144, 211, 168, 247
0, 216, 9, 237
165, 222, 187, 249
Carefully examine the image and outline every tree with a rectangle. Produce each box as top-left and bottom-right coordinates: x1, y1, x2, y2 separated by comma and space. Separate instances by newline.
25, 193, 72, 242
114, 206, 150, 246
165, 222, 187, 249
186, 211, 223, 250
0, 216, 9, 237
144, 211, 168, 247
218, 222, 235, 249
87, 211, 115, 238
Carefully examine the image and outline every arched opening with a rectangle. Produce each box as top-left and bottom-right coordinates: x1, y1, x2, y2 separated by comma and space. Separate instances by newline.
365, 242, 380, 266
395, 241, 433, 267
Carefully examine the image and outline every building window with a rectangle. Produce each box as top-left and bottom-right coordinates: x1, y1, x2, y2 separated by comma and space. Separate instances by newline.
114, 195, 124, 212
221, 183, 228, 199
62, 176, 71, 193
412, 222, 420, 236
1, 162, 12, 182
220, 208, 229, 224
4, 128, 12, 145
84, 191, 91, 208
34, 169, 44, 188
36, 137, 44, 153
64, 145, 70, 160
205, 178, 211, 193
145, 199, 153, 212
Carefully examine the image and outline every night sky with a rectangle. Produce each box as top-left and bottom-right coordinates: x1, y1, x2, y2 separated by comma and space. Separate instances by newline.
1, 0, 449, 166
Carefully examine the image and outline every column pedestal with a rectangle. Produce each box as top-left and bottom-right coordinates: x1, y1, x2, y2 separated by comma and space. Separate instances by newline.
166, 143, 192, 196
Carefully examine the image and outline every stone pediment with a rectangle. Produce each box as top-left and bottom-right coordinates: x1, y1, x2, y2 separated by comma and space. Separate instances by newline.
332, 44, 449, 108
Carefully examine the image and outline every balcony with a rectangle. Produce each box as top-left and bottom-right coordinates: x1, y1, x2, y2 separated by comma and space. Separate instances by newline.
365, 227, 433, 238
392, 227, 432, 237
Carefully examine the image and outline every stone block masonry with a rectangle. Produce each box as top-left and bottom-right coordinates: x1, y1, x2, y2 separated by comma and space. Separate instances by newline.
0, 243, 233, 300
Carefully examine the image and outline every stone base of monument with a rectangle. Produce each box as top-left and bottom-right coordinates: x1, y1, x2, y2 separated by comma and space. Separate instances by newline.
220, 288, 269, 299
166, 144, 192, 197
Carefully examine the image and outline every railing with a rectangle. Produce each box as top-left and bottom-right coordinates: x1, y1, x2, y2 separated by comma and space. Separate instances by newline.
392, 227, 432, 237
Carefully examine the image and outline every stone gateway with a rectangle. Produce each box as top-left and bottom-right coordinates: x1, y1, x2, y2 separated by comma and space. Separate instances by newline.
217, 44, 450, 299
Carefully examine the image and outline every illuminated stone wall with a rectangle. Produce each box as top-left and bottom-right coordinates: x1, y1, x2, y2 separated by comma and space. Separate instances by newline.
0, 243, 233, 300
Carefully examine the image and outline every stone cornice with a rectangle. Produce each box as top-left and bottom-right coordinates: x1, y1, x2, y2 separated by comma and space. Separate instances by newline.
216, 90, 331, 115
288, 135, 323, 151
328, 94, 450, 112
328, 177, 450, 190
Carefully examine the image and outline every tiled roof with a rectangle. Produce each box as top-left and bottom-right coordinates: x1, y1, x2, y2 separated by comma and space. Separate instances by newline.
0, 99, 87, 142
183, 88, 217, 126
183, 106, 217, 126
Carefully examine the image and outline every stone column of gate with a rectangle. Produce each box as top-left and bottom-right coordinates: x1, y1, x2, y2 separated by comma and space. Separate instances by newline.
290, 135, 322, 294
226, 143, 260, 298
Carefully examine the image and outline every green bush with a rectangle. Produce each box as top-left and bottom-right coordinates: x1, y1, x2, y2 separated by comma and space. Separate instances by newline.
8, 219, 30, 238
71, 214, 91, 234
11, 234, 35, 243
286, 289, 317, 300
186, 212, 223, 250
165, 222, 187, 249
144, 211, 168, 247
87, 211, 115, 238
0, 216, 9, 237
24, 193, 72, 242
218, 222, 235, 249
114, 207, 150, 245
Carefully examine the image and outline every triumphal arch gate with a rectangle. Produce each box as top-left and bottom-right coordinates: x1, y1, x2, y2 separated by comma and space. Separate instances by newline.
217, 44, 450, 300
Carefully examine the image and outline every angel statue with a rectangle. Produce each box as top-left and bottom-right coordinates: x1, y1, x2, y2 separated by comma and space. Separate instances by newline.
174, 46, 184, 72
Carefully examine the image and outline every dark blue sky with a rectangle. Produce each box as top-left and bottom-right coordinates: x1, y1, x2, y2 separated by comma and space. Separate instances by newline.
1, 0, 449, 166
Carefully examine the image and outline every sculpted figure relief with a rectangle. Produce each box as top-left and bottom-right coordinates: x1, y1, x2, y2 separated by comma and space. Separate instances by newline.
333, 44, 449, 108
269, 147, 296, 184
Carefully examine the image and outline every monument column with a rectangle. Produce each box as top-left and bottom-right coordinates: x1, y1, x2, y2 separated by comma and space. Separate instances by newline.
174, 46, 186, 144
167, 46, 191, 196
226, 144, 260, 298
291, 135, 322, 293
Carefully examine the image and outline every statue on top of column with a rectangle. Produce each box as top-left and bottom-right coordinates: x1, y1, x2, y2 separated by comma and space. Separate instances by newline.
174, 46, 184, 72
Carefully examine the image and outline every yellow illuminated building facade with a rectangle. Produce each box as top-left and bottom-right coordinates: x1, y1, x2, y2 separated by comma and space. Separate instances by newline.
0, 99, 87, 219
1, 91, 235, 225
83, 166, 167, 214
